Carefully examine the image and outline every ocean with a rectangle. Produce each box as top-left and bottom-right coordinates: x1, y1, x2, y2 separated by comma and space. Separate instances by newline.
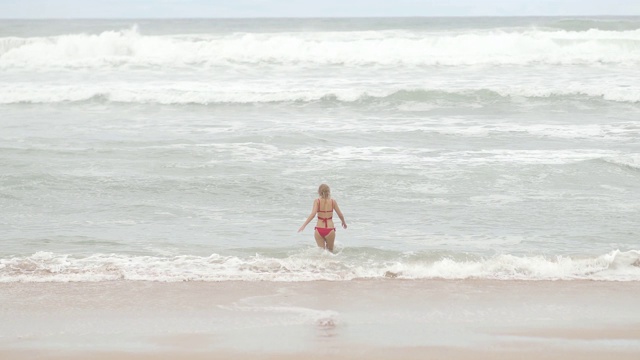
1, 17, 639, 283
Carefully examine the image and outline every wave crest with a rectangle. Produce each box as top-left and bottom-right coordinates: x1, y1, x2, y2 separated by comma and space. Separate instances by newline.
1, 249, 638, 282
602, 154, 640, 170
2, 27, 640, 68
2, 87, 640, 105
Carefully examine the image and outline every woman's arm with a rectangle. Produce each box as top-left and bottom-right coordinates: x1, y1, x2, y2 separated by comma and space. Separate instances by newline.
333, 199, 347, 229
298, 199, 318, 232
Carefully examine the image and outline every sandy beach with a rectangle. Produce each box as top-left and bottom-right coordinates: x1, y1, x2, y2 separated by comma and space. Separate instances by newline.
1, 280, 639, 359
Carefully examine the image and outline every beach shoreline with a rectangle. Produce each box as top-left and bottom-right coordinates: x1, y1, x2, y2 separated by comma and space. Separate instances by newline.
2, 346, 640, 360
1, 280, 639, 359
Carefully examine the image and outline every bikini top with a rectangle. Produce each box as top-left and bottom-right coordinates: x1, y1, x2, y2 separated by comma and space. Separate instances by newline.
317, 198, 334, 227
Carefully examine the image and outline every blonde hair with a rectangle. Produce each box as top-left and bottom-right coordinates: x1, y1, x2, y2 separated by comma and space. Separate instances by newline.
318, 184, 331, 199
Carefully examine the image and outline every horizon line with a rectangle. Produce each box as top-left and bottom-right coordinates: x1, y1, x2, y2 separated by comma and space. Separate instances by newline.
1, 14, 639, 20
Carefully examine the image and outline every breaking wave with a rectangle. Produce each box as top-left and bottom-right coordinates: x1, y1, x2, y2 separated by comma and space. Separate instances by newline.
1, 249, 639, 282
2, 87, 640, 105
2, 26, 640, 69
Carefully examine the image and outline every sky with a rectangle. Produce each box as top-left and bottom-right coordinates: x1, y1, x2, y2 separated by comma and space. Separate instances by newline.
1, 0, 639, 18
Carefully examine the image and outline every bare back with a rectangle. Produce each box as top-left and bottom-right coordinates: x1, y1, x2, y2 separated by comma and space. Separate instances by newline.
316, 198, 334, 228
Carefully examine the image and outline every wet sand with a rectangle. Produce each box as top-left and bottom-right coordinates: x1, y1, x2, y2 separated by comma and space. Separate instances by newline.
1, 280, 639, 359
2, 346, 640, 360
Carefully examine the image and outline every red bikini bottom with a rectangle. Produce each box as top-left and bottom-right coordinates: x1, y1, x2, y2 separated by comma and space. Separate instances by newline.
315, 227, 335, 237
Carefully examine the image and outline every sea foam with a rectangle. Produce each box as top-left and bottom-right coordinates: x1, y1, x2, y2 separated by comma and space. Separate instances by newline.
0, 249, 638, 282
2, 27, 640, 69
2, 85, 640, 105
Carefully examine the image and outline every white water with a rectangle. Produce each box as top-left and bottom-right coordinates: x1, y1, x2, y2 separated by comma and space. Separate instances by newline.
1, 249, 639, 282
2, 27, 640, 68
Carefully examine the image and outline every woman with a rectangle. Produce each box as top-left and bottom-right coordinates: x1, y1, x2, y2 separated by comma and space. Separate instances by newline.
298, 184, 347, 252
